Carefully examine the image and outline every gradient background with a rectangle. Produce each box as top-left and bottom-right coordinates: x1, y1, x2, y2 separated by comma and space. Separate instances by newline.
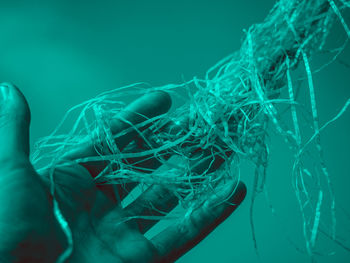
0, 0, 349, 262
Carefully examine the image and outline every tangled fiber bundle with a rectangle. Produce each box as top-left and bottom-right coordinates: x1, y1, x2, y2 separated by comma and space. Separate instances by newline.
32, 0, 350, 261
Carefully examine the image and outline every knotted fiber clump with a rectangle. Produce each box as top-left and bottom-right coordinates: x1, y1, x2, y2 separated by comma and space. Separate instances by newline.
32, 0, 350, 261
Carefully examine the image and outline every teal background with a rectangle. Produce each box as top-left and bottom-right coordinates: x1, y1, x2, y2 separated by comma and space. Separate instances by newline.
0, 0, 349, 262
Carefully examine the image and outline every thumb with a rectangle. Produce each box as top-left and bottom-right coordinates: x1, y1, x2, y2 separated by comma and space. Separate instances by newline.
0, 83, 31, 161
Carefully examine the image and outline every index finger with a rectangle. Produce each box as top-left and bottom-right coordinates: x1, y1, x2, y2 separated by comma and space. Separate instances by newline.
62, 90, 172, 161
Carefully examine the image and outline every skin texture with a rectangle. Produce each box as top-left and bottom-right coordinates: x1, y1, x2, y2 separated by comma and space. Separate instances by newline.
0, 82, 246, 263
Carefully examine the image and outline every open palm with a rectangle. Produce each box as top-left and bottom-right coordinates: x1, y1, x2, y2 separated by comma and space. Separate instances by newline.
0, 83, 246, 263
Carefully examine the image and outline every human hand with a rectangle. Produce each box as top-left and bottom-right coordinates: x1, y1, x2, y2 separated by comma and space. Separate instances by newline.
0, 83, 246, 262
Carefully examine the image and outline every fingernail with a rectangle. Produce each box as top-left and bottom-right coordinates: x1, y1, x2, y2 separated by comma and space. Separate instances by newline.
0, 82, 31, 123
0, 83, 12, 101
205, 180, 242, 206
